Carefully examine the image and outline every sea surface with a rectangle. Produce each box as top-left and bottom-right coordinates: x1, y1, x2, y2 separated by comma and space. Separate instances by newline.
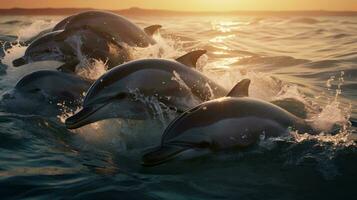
0, 14, 356, 199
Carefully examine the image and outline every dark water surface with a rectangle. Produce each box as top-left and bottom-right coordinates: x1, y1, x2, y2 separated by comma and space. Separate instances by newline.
0, 15, 356, 199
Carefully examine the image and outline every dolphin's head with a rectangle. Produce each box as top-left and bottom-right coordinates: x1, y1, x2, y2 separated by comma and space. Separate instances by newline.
1, 70, 90, 116
14, 70, 90, 103
142, 103, 215, 166
0, 89, 57, 116
65, 66, 151, 129
13, 31, 71, 67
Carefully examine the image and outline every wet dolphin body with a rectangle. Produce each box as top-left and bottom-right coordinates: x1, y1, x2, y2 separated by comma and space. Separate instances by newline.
13, 11, 161, 71
142, 96, 316, 166
0, 70, 90, 117
12, 28, 129, 73
52, 10, 161, 47
65, 51, 229, 129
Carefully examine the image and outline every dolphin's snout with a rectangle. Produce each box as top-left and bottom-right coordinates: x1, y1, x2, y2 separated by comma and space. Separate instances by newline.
12, 57, 27, 67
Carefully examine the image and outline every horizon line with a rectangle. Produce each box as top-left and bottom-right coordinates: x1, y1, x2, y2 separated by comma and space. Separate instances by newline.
1, 7, 357, 16
2, 7, 357, 12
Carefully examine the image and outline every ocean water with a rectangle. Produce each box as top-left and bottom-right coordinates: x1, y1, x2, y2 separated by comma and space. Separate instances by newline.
0, 14, 356, 199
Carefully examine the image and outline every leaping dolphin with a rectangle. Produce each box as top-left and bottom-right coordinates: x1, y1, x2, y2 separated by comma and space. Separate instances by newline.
53, 10, 161, 47
142, 84, 316, 166
13, 10, 162, 72
65, 50, 229, 129
0, 70, 90, 117
12, 28, 130, 73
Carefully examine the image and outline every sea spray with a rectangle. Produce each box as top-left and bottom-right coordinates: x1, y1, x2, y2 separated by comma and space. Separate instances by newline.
16, 19, 56, 42
129, 33, 185, 60
0, 43, 26, 67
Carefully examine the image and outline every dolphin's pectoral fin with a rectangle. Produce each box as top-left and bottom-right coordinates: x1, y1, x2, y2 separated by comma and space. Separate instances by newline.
144, 25, 162, 36
227, 79, 251, 97
142, 144, 190, 166
57, 59, 79, 73
175, 50, 207, 68
271, 98, 308, 119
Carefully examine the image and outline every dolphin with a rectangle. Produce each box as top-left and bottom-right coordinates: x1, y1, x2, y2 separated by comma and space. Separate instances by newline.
12, 28, 129, 73
13, 11, 161, 71
141, 86, 316, 166
65, 50, 229, 129
0, 70, 90, 117
52, 10, 161, 47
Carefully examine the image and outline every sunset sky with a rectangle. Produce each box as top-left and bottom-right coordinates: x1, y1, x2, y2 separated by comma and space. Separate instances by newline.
1, 0, 357, 11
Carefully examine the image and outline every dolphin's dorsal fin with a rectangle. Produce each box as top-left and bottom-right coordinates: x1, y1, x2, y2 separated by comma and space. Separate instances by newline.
227, 79, 251, 97
144, 25, 162, 36
175, 50, 207, 68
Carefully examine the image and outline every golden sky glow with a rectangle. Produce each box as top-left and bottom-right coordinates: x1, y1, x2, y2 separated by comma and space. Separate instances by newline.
1, 0, 357, 11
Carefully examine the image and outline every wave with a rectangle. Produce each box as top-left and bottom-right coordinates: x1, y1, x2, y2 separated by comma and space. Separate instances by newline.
329, 33, 352, 39
0, 20, 27, 25
234, 55, 310, 67
288, 18, 321, 24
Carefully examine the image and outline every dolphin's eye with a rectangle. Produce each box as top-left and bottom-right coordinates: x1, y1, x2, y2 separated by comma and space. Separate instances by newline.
116, 93, 127, 99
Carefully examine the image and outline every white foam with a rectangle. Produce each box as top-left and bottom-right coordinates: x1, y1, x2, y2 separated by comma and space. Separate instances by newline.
16, 19, 55, 41
1, 43, 26, 68
75, 59, 108, 81
129, 33, 185, 60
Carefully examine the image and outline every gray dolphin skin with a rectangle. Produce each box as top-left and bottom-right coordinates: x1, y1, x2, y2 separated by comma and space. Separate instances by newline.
0, 70, 90, 117
142, 97, 315, 166
52, 10, 161, 47
12, 28, 129, 72
65, 51, 228, 129
12, 10, 161, 71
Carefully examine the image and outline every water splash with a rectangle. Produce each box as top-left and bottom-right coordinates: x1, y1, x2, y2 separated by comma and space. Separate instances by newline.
129, 33, 185, 60
308, 72, 351, 132
1, 43, 26, 67
57, 102, 82, 124
129, 88, 178, 126
75, 59, 108, 80
204, 67, 284, 101
64, 34, 109, 80
16, 19, 55, 41
171, 70, 202, 105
